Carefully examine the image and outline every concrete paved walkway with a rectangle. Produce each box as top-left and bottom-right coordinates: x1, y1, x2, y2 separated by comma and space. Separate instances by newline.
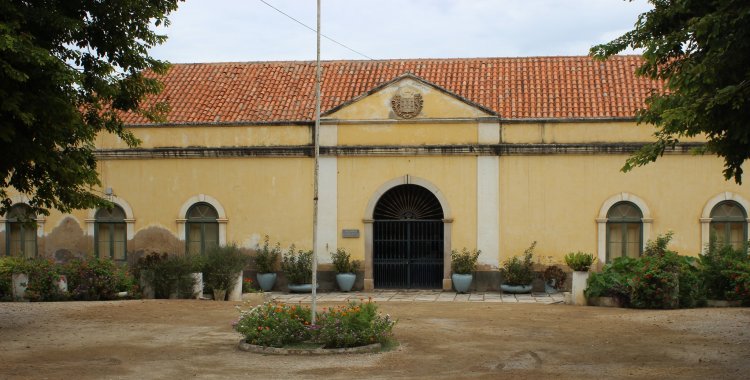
263, 290, 566, 304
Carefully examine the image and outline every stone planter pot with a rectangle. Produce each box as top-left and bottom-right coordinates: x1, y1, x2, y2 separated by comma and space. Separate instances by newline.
452, 273, 473, 293
500, 284, 533, 294
288, 283, 319, 293
54, 275, 68, 293
544, 283, 559, 294
213, 288, 227, 301
139, 270, 155, 299
336, 273, 357, 292
228, 271, 243, 301
571, 271, 589, 306
256, 273, 277, 292
12, 273, 28, 301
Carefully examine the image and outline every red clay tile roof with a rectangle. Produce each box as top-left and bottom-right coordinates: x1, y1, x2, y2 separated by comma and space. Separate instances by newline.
122, 56, 659, 125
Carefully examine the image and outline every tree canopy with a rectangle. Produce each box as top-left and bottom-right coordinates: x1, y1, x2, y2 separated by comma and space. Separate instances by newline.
0, 0, 180, 218
591, 0, 750, 183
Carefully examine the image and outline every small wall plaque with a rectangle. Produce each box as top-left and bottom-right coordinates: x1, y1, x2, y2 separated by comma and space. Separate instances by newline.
342, 229, 360, 238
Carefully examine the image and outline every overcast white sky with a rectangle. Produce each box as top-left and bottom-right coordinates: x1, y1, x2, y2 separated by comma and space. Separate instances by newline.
149, 0, 652, 63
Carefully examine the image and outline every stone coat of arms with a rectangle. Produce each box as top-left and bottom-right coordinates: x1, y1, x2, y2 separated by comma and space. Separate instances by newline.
391, 90, 423, 119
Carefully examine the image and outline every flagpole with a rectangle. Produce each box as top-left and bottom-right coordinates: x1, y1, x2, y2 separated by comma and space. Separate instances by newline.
311, 0, 321, 325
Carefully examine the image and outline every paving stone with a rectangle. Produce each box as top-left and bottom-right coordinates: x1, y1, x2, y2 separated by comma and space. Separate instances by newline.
469, 294, 485, 301
437, 293, 457, 302
454, 294, 470, 302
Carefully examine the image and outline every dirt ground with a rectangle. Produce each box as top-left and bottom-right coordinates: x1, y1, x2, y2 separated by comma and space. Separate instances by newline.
0, 299, 748, 379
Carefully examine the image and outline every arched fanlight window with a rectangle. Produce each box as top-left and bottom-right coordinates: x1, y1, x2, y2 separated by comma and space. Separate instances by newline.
95, 206, 127, 261
186, 202, 219, 255
5, 204, 37, 258
606, 202, 643, 262
710, 201, 748, 250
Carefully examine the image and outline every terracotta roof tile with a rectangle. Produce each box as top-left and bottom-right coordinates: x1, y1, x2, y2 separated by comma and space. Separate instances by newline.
122, 56, 659, 125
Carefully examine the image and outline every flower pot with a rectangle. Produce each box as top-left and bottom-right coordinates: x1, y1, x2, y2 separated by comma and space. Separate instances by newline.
54, 275, 68, 293
571, 271, 589, 306
335, 273, 357, 292
213, 288, 227, 301
228, 271, 243, 301
500, 284, 532, 294
287, 283, 319, 293
451, 273, 473, 293
256, 272, 277, 291
544, 283, 559, 294
190, 272, 203, 299
11, 273, 28, 301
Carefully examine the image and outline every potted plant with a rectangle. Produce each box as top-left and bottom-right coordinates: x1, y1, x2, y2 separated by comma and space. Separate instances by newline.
564, 251, 595, 306
254, 235, 281, 291
331, 248, 359, 292
500, 242, 535, 293
203, 244, 249, 301
543, 265, 567, 294
451, 248, 480, 293
281, 245, 315, 293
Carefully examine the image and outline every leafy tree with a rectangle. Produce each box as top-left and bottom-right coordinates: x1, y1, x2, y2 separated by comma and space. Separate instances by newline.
0, 0, 180, 218
591, 0, 750, 183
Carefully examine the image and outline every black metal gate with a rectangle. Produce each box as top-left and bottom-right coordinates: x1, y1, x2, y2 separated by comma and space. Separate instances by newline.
373, 185, 444, 289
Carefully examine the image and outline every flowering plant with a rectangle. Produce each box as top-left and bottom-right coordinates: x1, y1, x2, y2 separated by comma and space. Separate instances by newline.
315, 299, 395, 348
234, 302, 312, 347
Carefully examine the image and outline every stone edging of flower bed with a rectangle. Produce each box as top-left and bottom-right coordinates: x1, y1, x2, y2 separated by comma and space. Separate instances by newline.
238, 340, 382, 355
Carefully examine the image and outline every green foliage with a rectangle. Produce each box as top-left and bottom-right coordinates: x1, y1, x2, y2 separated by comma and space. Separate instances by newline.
136, 252, 203, 299
235, 300, 396, 349
585, 233, 707, 309
591, 0, 750, 183
723, 261, 750, 305
699, 240, 749, 299
62, 257, 132, 301
564, 251, 595, 272
543, 265, 567, 290
0, 257, 21, 300
281, 245, 313, 285
203, 244, 249, 291
21, 258, 68, 301
254, 236, 280, 274
500, 242, 535, 286
330, 248, 360, 274
235, 302, 313, 348
0, 0, 181, 217
450, 247, 481, 275
316, 300, 396, 349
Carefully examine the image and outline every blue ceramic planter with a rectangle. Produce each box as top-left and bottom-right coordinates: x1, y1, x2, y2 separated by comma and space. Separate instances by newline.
451, 273, 473, 293
256, 273, 277, 292
287, 283, 319, 293
500, 284, 533, 294
336, 273, 356, 292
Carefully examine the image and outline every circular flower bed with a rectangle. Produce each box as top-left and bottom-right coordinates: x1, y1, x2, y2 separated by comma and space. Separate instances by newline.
234, 299, 396, 351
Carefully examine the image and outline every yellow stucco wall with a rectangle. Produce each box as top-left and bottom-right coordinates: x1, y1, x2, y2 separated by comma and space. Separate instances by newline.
336, 156, 477, 261
499, 154, 748, 264
337, 123, 478, 146
96, 125, 310, 149
502, 121, 708, 144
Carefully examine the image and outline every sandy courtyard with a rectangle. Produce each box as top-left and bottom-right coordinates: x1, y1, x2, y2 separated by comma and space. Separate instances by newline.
0, 299, 748, 379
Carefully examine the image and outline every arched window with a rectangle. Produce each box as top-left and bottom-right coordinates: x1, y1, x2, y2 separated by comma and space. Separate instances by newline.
186, 202, 219, 255
95, 206, 127, 261
5, 204, 37, 258
710, 201, 748, 250
606, 202, 643, 262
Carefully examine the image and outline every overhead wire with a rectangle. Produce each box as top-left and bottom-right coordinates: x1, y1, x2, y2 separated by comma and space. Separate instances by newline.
258, 0, 375, 60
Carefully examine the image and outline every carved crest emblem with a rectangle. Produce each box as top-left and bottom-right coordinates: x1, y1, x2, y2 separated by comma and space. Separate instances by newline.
391, 90, 423, 119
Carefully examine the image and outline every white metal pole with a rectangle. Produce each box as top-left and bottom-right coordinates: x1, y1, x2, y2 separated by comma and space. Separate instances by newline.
311, 0, 321, 325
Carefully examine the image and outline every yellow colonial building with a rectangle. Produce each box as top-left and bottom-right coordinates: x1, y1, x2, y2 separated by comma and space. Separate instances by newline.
2, 56, 748, 290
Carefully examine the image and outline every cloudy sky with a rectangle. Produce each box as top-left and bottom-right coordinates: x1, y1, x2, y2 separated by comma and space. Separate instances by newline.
149, 0, 652, 63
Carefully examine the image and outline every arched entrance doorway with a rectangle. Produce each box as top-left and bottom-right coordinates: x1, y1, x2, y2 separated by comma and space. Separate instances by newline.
373, 184, 444, 288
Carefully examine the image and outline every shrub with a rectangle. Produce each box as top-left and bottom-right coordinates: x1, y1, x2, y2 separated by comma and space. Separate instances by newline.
564, 251, 595, 271
23, 258, 68, 301
699, 240, 749, 300
204, 244, 249, 291
543, 265, 567, 290
281, 245, 313, 285
62, 257, 127, 301
0, 257, 19, 300
723, 260, 750, 305
450, 248, 481, 275
235, 302, 313, 347
500, 242, 535, 286
677, 256, 707, 308
330, 248, 360, 274
136, 252, 203, 298
254, 235, 281, 274
316, 300, 396, 348
585, 256, 638, 305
